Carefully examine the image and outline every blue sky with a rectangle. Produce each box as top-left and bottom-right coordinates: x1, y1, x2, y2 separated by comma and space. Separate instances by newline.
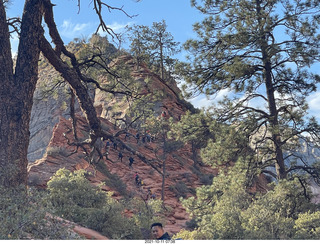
6, 0, 320, 120
7, 0, 202, 52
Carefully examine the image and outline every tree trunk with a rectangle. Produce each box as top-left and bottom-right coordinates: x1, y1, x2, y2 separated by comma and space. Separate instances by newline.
0, 0, 43, 187
159, 35, 164, 80
256, 0, 286, 180
39, 36, 101, 141
191, 141, 198, 166
264, 61, 287, 180
161, 160, 166, 201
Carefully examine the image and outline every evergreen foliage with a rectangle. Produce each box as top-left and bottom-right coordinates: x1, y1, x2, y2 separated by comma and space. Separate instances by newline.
46, 168, 163, 240
0, 186, 76, 239
177, 0, 320, 181
174, 162, 320, 240
47, 168, 140, 239
127, 20, 180, 80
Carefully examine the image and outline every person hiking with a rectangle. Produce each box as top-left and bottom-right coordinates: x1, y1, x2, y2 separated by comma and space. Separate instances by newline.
118, 152, 123, 162
135, 133, 140, 144
134, 172, 140, 185
146, 133, 151, 143
147, 187, 152, 199
125, 131, 130, 141
137, 178, 142, 187
129, 156, 134, 169
105, 140, 110, 148
150, 223, 171, 240
113, 142, 117, 150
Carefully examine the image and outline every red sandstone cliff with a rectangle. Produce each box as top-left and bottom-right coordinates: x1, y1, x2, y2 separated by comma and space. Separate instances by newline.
28, 115, 217, 237
28, 53, 217, 238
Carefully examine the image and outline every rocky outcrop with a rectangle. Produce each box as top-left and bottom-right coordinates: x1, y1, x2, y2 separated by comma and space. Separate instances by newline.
28, 114, 217, 236
27, 43, 215, 238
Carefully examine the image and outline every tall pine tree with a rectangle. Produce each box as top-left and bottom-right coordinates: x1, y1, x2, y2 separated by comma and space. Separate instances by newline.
127, 20, 180, 80
178, 0, 320, 181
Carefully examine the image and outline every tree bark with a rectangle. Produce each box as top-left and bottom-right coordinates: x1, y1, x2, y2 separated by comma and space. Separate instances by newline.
0, 0, 43, 187
256, 0, 286, 180
159, 34, 164, 80
39, 35, 101, 143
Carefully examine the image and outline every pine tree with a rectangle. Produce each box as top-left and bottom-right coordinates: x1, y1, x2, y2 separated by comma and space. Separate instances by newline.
178, 0, 320, 181
127, 20, 180, 80
0, 0, 140, 188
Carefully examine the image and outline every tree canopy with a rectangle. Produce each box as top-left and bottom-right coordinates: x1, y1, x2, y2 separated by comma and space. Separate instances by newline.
0, 0, 148, 188
177, 0, 320, 181
2, 0, 320, 240
127, 20, 180, 80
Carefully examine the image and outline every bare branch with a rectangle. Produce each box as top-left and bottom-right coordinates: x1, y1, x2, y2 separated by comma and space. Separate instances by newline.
7, 17, 21, 35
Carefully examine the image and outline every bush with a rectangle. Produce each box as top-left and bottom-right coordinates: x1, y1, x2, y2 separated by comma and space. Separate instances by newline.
0, 186, 76, 240
46, 146, 70, 157
94, 160, 129, 197
185, 218, 199, 230
129, 198, 164, 230
199, 174, 214, 185
294, 211, 320, 239
46, 168, 142, 239
170, 181, 192, 199
47, 168, 106, 213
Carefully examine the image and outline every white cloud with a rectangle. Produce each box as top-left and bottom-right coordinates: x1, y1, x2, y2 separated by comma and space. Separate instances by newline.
307, 91, 320, 119
96, 21, 134, 37
60, 20, 93, 39
188, 95, 212, 109
215, 88, 231, 101
187, 89, 232, 109
108, 21, 134, 32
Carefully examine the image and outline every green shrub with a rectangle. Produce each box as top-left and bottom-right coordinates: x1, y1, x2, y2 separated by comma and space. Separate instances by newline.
170, 181, 192, 199
199, 174, 214, 185
94, 160, 129, 197
0, 186, 76, 240
46, 168, 142, 239
46, 146, 70, 157
294, 211, 320, 239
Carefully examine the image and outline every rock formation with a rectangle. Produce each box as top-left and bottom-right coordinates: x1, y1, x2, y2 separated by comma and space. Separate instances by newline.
27, 39, 217, 238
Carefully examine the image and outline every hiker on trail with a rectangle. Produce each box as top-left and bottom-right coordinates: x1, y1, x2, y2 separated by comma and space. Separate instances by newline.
125, 132, 130, 141
129, 156, 134, 169
135, 133, 140, 144
146, 133, 151, 143
134, 172, 140, 184
151, 223, 171, 240
137, 178, 144, 187
137, 178, 142, 187
161, 111, 168, 120
105, 140, 110, 149
147, 187, 152, 200
118, 152, 123, 162
113, 142, 117, 150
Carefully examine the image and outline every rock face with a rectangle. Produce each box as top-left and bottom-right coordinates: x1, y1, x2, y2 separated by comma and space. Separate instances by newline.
27, 46, 216, 238
28, 84, 71, 162
29, 115, 217, 235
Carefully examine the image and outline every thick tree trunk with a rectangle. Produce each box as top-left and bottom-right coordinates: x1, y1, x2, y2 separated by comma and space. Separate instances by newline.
256, 0, 286, 180
0, 0, 43, 187
39, 36, 101, 141
264, 61, 287, 180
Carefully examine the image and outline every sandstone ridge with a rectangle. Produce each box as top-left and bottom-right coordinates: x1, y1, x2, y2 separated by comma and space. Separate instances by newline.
28, 48, 216, 238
